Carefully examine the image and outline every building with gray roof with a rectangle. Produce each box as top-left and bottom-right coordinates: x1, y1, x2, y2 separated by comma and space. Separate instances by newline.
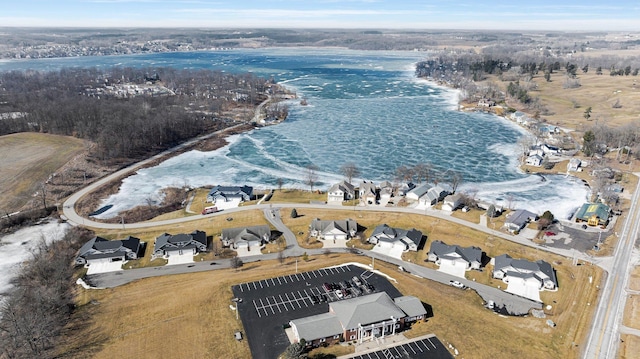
504, 209, 538, 233
327, 180, 356, 202
309, 218, 358, 241
76, 236, 142, 265
368, 224, 424, 251
153, 230, 207, 256
289, 292, 426, 348
206, 185, 253, 203
427, 240, 482, 273
221, 225, 271, 250
493, 254, 558, 291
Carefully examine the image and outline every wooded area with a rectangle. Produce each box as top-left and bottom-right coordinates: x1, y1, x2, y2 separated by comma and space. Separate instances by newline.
0, 67, 273, 162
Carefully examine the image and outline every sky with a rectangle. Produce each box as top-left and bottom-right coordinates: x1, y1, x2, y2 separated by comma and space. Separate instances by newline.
1, 0, 639, 31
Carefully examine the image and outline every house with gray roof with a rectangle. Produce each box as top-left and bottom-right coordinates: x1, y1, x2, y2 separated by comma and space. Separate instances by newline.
327, 180, 356, 202
442, 193, 464, 211
289, 292, 426, 348
493, 254, 558, 292
358, 180, 377, 205
310, 218, 358, 241
221, 225, 271, 250
427, 240, 482, 273
406, 183, 431, 201
504, 209, 538, 233
206, 185, 253, 203
76, 236, 142, 266
153, 230, 207, 256
368, 224, 423, 251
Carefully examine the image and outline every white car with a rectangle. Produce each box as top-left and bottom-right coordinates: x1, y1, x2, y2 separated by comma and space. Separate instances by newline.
449, 280, 465, 289
335, 289, 344, 299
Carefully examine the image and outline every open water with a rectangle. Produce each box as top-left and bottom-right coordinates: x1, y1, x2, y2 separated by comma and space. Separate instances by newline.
0, 48, 589, 219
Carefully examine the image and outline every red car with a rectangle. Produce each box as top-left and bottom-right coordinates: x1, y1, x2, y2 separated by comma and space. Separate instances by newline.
545, 231, 556, 236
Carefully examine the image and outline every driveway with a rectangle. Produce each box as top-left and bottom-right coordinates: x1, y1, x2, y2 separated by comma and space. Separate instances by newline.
86, 260, 124, 275
166, 252, 194, 265
437, 260, 467, 278
371, 244, 404, 259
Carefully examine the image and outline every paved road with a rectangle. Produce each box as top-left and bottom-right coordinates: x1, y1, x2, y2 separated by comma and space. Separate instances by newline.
583, 173, 640, 359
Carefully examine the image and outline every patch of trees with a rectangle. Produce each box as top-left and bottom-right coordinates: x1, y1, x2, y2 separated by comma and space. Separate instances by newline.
0, 226, 94, 359
582, 123, 640, 159
0, 67, 273, 162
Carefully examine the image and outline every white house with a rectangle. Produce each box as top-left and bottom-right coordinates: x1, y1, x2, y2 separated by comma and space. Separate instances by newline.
359, 180, 377, 205
525, 154, 543, 167
327, 180, 356, 202
493, 254, 558, 301
442, 193, 464, 211
368, 224, 423, 251
567, 158, 582, 172
221, 225, 271, 250
504, 209, 538, 233
427, 240, 482, 277
406, 183, 430, 201
419, 185, 450, 207
379, 181, 394, 201
310, 218, 358, 241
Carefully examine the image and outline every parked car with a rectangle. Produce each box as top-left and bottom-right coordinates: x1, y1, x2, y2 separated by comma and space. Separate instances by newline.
335, 289, 344, 299
449, 280, 465, 289
352, 276, 362, 286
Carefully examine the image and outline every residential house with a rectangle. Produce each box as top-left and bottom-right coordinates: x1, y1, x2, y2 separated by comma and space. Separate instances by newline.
368, 224, 423, 251
477, 98, 496, 107
310, 218, 358, 241
76, 236, 142, 266
427, 240, 482, 272
206, 185, 253, 203
541, 144, 560, 155
525, 154, 543, 167
420, 185, 450, 207
406, 183, 430, 201
396, 182, 416, 197
509, 111, 526, 122
289, 292, 426, 348
539, 125, 561, 137
493, 254, 558, 291
221, 225, 271, 250
528, 145, 545, 158
379, 181, 394, 201
477, 201, 504, 214
442, 193, 464, 211
567, 158, 582, 172
327, 180, 356, 202
574, 203, 611, 227
154, 230, 208, 256
359, 181, 377, 205
504, 209, 538, 233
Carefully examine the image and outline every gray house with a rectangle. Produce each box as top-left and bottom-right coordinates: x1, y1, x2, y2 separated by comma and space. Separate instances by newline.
154, 230, 207, 256
368, 224, 423, 251
504, 209, 538, 233
221, 225, 271, 250
406, 183, 431, 201
206, 185, 253, 203
76, 236, 142, 266
359, 180, 377, 205
327, 180, 356, 202
427, 240, 482, 272
493, 254, 558, 291
310, 218, 358, 241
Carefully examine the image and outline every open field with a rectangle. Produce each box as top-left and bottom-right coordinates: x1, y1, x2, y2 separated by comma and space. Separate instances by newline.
62, 253, 601, 359
619, 334, 640, 359
0, 133, 86, 213
630, 266, 640, 291
623, 295, 640, 330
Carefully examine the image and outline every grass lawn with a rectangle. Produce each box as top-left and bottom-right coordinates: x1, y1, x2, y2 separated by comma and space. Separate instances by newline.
269, 189, 327, 204
0, 132, 86, 212
61, 253, 601, 359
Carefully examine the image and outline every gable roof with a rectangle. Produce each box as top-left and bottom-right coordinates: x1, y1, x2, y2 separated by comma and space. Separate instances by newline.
328, 180, 355, 194
222, 225, 271, 243
207, 185, 253, 200
330, 292, 406, 329
77, 236, 141, 260
575, 203, 610, 221
359, 180, 377, 196
505, 209, 538, 227
393, 296, 426, 318
290, 313, 344, 342
370, 224, 423, 248
494, 254, 558, 288
429, 240, 482, 264
310, 218, 357, 236
407, 183, 431, 198
154, 230, 207, 252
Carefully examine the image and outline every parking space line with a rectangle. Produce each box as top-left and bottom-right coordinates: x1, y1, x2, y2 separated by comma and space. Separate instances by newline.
427, 337, 437, 349
339, 266, 346, 272
279, 294, 289, 310
239, 284, 244, 292
418, 340, 429, 351
408, 342, 418, 354
265, 297, 276, 314
252, 281, 257, 290
271, 278, 276, 286
274, 296, 283, 313
312, 271, 318, 278
253, 300, 261, 318
259, 281, 264, 289
283, 276, 288, 283
292, 293, 302, 308
297, 291, 308, 307
259, 298, 269, 316
276, 277, 282, 284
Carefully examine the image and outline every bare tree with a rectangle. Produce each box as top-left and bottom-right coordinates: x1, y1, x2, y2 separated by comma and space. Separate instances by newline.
448, 170, 463, 193
340, 162, 360, 184
276, 178, 284, 191
230, 256, 243, 271
305, 165, 319, 192
278, 250, 286, 265
413, 163, 431, 184
395, 165, 414, 183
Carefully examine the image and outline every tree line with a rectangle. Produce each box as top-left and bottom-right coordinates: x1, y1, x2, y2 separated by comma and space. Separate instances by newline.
0, 67, 274, 161
0, 226, 94, 359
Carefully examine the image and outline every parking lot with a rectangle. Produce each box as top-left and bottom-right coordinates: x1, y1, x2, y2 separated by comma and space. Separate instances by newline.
347, 335, 452, 359
231, 264, 401, 359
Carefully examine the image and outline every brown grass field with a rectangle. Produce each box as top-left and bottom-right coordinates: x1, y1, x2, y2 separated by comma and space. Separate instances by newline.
620, 334, 640, 359
61, 251, 601, 359
623, 295, 640, 330
0, 132, 86, 213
